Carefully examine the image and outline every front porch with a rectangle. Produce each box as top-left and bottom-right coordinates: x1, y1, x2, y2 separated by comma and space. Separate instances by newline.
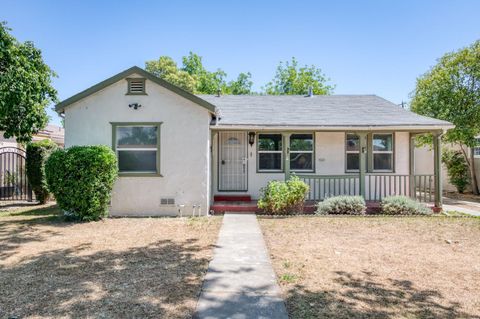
210, 130, 444, 214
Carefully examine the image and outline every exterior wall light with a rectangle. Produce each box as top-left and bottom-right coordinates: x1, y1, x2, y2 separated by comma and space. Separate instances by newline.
248, 132, 255, 146
129, 103, 141, 110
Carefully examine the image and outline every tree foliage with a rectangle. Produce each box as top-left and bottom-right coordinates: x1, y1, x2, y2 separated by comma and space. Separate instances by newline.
264, 57, 334, 95
0, 22, 57, 143
145, 56, 197, 92
146, 52, 252, 94
411, 40, 480, 193
442, 149, 470, 193
26, 139, 58, 204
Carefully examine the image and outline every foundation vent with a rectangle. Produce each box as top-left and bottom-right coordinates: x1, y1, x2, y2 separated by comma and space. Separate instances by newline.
160, 198, 175, 206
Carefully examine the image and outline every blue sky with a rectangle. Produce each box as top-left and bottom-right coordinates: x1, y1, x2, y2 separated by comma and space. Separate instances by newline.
3, 0, 480, 126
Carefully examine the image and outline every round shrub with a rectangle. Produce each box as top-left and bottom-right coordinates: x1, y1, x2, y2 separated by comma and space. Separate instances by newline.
45, 145, 118, 221
316, 195, 366, 215
258, 176, 309, 215
381, 196, 431, 215
26, 139, 58, 204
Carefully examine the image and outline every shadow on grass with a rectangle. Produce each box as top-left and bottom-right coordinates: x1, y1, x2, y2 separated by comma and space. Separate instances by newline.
0, 205, 74, 259
0, 238, 211, 319
284, 271, 477, 319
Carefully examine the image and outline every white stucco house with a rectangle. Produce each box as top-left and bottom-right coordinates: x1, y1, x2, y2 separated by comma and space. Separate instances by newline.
55, 66, 454, 216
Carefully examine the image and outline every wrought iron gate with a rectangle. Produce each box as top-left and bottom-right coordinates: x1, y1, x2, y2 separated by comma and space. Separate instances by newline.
0, 147, 32, 201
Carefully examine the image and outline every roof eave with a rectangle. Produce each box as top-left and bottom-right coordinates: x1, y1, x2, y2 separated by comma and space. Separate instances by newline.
210, 123, 455, 132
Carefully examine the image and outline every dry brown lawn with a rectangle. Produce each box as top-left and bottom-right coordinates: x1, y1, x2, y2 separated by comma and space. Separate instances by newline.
259, 216, 480, 319
0, 202, 221, 318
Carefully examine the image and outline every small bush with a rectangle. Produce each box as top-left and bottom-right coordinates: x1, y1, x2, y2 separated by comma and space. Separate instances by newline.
45, 145, 118, 221
381, 196, 431, 215
316, 196, 366, 215
257, 176, 309, 215
442, 149, 469, 193
26, 139, 58, 204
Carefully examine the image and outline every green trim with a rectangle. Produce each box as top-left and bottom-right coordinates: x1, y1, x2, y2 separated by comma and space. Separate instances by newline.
283, 133, 291, 180
370, 132, 395, 173
256, 132, 284, 173
55, 66, 216, 113
289, 133, 315, 174
111, 122, 163, 177
126, 78, 147, 95
409, 133, 416, 198
357, 132, 368, 198
433, 132, 443, 208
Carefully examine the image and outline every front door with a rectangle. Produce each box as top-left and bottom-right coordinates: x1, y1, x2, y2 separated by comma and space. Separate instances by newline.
219, 131, 248, 191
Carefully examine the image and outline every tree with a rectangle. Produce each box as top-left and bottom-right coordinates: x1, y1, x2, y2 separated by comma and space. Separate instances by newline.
264, 57, 334, 95
224, 72, 253, 95
181, 52, 224, 94
0, 22, 57, 143
145, 56, 196, 92
146, 52, 251, 94
411, 40, 480, 194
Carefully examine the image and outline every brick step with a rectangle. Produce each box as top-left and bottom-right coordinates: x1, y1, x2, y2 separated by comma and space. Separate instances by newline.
213, 195, 252, 202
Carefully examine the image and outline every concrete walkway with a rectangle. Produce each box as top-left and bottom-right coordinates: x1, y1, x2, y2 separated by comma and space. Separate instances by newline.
194, 213, 288, 319
443, 197, 480, 216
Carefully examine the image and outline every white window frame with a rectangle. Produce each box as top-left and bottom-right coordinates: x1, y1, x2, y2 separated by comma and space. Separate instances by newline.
257, 133, 283, 172
290, 133, 314, 173
474, 137, 480, 157
345, 133, 360, 172
372, 133, 394, 172
112, 122, 162, 176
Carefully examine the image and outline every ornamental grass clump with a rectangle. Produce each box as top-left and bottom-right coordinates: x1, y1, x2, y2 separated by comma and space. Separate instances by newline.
257, 176, 309, 215
26, 139, 58, 204
315, 195, 366, 215
45, 145, 118, 221
381, 196, 432, 215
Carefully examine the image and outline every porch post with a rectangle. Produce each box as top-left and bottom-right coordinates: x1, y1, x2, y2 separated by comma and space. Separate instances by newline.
283, 133, 291, 180
409, 133, 416, 199
358, 132, 368, 199
433, 132, 443, 208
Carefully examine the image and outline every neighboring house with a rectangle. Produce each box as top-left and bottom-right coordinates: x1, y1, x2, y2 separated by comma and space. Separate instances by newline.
0, 124, 65, 149
55, 66, 454, 216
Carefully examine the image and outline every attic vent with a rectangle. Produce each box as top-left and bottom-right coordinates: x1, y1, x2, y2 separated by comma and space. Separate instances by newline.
127, 78, 146, 95
160, 198, 175, 206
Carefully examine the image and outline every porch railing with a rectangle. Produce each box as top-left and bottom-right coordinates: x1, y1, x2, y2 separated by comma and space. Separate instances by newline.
297, 174, 434, 203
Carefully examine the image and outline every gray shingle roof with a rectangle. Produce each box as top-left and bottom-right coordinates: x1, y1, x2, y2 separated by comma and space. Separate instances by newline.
198, 94, 452, 128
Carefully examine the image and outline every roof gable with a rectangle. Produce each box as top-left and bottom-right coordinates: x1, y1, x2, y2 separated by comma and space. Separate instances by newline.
55, 66, 216, 113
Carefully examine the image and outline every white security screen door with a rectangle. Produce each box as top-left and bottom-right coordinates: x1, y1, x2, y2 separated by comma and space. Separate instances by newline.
219, 131, 248, 191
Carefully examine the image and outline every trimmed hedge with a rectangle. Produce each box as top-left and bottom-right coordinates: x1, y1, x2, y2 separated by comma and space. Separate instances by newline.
26, 139, 58, 204
381, 196, 431, 215
316, 195, 366, 215
45, 145, 118, 221
258, 176, 309, 215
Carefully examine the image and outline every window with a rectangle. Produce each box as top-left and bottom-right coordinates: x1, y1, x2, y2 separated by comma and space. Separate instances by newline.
372, 133, 393, 171
474, 137, 480, 157
258, 134, 282, 171
113, 123, 161, 175
127, 78, 146, 95
290, 134, 314, 171
346, 134, 360, 171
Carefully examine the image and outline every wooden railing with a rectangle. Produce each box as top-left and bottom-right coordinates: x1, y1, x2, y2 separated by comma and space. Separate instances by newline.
297, 174, 434, 203
298, 175, 360, 201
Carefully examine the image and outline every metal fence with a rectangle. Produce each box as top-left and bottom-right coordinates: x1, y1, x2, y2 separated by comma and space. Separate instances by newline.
0, 147, 32, 201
